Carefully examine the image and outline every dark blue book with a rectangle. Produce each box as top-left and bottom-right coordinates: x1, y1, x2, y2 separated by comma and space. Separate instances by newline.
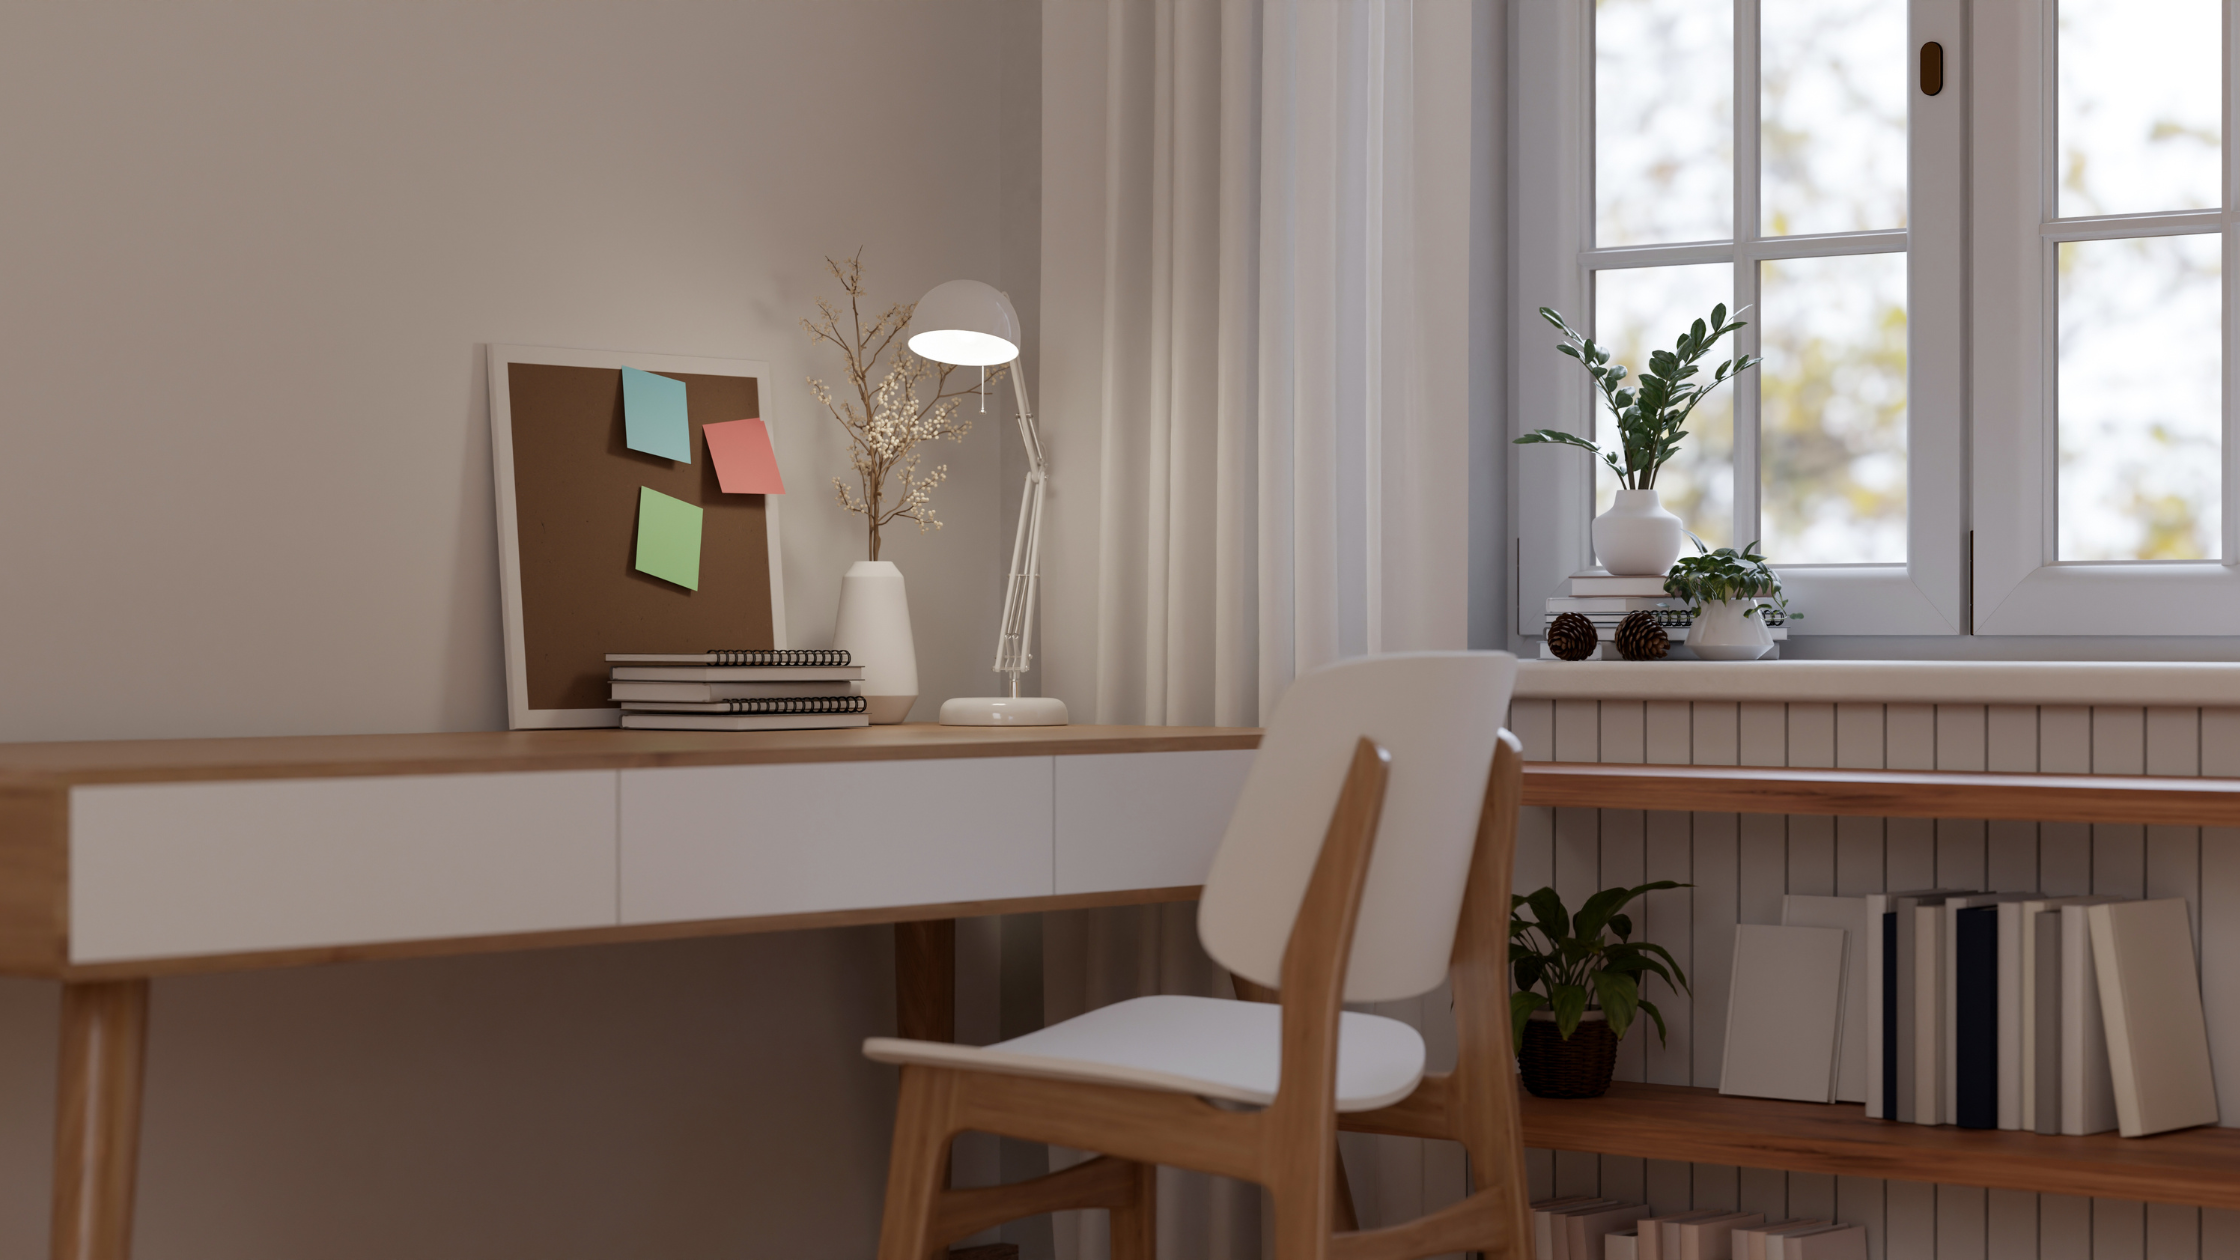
1882, 909, 1900, 1119
1955, 905, 1999, 1129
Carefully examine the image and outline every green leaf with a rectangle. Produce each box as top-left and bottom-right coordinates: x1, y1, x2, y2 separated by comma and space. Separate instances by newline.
1511, 989, 1550, 1052
1609, 912, 1633, 940
1637, 998, 1671, 1046
1592, 970, 1640, 1041
1549, 983, 1591, 1039
1523, 886, 1569, 939
1512, 954, 1546, 993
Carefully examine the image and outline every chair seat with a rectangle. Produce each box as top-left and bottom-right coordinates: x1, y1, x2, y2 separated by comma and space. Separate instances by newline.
863, 994, 1426, 1112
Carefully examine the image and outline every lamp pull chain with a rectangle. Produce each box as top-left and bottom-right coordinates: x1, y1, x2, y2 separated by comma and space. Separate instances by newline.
980, 363, 986, 412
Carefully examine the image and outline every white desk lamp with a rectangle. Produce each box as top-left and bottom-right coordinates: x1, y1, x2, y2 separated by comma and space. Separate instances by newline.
911, 279, 1069, 726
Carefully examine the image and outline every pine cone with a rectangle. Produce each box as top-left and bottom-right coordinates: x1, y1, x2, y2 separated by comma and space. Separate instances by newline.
1615, 611, 1670, 661
1547, 612, 1598, 661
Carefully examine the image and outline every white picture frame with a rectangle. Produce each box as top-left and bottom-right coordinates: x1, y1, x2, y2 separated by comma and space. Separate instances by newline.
486, 344, 787, 730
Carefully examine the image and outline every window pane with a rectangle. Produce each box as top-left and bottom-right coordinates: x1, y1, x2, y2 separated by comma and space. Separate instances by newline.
1593, 264, 1736, 548
1761, 0, 1907, 236
2057, 0, 2220, 217
1597, 0, 1733, 246
1759, 253, 1909, 563
2057, 235, 2222, 561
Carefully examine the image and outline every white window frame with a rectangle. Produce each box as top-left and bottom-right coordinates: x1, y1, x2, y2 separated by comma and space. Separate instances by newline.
1509, 0, 1966, 638
1970, 0, 2240, 634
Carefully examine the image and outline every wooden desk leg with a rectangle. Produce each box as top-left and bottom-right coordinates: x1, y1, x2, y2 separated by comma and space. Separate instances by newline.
895, 919, 956, 1044
50, 980, 149, 1260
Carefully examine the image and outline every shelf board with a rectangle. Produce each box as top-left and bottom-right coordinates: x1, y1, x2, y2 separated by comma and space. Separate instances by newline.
1520, 1082, 2240, 1210
1521, 761, 2240, 827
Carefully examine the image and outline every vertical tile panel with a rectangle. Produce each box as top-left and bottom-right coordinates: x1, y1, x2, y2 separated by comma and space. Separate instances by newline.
1887, 817, 1939, 891
1555, 698, 1601, 763
1738, 1166, 1787, 1219
2200, 1209, 2240, 1257
1989, 705, 2042, 772
1510, 699, 1556, 762
1887, 703, 1938, 770
1940, 820, 1990, 891
2095, 1201, 2147, 1260
1527, 1150, 1555, 1202
1646, 1160, 1693, 1216
1645, 808, 1695, 1087
1988, 1189, 2041, 1260
1600, 1155, 1646, 1211
1692, 1165, 1738, 1213
2147, 1203, 2200, 1260
1740, 702, 1787, 767
1692, 811, 1739, 1090
1941, 1186, 1990, 1260
1555, 1150, 1601, 1199
2041, 707, 2092, 774
1694, 703, 1740, 766
1555, 809, 1601, 910
1790, 702, 1838, 768
1788, 1172, 1837, 1223
2042, 1195, 2093, 1260
1840, 1176, 1889, 1260
1602, 807, 1649, 1084
1939, 705, 1991, 773
2092, 708, 2147, 776
2203, 827, 2240, 1128
1989, 820, 2042, 896
2201, 710, 2240, 778
1887, 1180, 1940, 1260
1740, 814, 1788, 926
1646, 701, 1693, 765
1788, 815, 1836, 897
1837, 703, 1888, 769
2043, 707, 2098, 900
1837, 816, 1887, 897
2094, 824, 2147, 900
1515, 804, 1556, 906
2145, 707, 2204, 962
1602, 701, 1648, 765
2146, 708, 2201, 778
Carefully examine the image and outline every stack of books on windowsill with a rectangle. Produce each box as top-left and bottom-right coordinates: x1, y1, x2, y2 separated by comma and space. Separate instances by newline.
1540, 569, 1787, 660
608, 649, 869, 731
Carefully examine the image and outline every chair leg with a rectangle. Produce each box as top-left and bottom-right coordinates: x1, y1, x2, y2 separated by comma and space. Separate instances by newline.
877, 1067, 959, 1260
1106, 1159, 1157, 1260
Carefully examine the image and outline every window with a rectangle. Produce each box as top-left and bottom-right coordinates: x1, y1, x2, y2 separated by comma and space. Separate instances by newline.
1511, 0, 1964, 638
1972, 0, 2239, 632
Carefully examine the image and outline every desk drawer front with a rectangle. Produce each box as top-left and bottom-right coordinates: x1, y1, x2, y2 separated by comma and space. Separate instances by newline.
1054, 749, 1254, 894
70, 771, 619, 963
619, 757, 1054, 925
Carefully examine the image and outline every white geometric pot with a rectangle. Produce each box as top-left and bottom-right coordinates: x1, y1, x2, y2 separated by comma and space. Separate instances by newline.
1689, 598, 1775, 661
832, 560, 918, 723
1592, 489, 1686, 577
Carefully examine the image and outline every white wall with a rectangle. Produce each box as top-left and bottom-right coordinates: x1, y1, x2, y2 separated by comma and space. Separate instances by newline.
0, 3, 1036, 1255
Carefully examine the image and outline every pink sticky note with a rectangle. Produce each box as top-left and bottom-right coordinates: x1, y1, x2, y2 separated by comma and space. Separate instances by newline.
702, 418, 786, 494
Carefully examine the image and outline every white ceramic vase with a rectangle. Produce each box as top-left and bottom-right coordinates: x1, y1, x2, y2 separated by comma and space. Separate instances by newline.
833, 560, 918, 723
1689, 598, 1774, 661
1592, 489, 1686, 577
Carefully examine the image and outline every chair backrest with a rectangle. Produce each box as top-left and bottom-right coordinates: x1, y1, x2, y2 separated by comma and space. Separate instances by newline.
1197, 651, 1519, 1003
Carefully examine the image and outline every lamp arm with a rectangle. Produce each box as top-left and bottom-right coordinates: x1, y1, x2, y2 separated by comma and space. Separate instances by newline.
993, 359, 1046, 688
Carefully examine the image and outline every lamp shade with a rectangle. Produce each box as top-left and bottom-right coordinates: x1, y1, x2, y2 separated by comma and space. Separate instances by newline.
908, 279, 1021, 367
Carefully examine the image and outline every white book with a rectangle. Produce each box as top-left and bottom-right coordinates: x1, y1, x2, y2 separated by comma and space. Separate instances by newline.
1567, 1203, 1653, 1260
2088, 899, 2221, 1137
1783, 895, 1869, 1103
1606, 1232, 1640, 1260
1722, 924, 1848, 1102
1914, 904, 1945, 1124
1546, 1200, 1622, 1260
2059, 902, 2121, 1136
1942, 893, 2038, 1125
2016, 896, 2118, 1132
1766, 1224, 1848, 1260
611, 665, 864, 683
1638, 1210, 1726, 1260
2033, 910, 2063, 1135
1878, 890, 1971, 1123
618, 712, 871, 732
1569, 571, 1675, 596
1546, 596, 1687, 613
611, 680, 863, 701
1735, 1221, 1828, 1260
1786, 1226, 1868, 1260
1676, 1212, 1764, 1260
1533, 1198, 1607, 1260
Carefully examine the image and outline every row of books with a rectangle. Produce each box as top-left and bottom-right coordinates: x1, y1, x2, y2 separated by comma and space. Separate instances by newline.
1533, 1199, 1864, 1260
606, 650, 868, 731
1865, 891, 2219, 1138
1541, 570, 1786, 660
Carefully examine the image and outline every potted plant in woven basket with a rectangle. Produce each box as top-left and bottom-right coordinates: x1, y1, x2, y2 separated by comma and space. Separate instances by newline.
1510, 882, 1691, 1099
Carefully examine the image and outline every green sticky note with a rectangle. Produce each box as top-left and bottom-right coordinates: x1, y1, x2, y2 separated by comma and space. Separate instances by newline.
622, 366, 692, 462
633, 486, 702, 590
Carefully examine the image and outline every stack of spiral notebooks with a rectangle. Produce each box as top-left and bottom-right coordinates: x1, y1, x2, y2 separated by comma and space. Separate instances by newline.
607, 650, 869, 731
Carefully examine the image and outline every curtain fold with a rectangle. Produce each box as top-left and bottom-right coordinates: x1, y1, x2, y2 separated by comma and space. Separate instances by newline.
1036, 3, 1487, 1255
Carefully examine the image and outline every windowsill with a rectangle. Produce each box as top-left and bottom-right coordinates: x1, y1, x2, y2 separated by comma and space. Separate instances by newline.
1514, 658, 2240, 706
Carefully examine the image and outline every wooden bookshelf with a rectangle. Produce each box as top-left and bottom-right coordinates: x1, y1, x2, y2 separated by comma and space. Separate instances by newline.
1520, 1082, 2240, 1210
1521, 761, 2240, 827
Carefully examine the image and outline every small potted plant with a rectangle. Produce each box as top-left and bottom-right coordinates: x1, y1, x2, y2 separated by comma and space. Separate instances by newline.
1514, 305, 1761, 577
1662, 540, 1798, 661
1510, 882, 1690, 1099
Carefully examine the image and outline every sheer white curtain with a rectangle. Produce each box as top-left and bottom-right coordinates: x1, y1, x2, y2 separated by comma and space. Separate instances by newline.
1034, 2, 1487, 1257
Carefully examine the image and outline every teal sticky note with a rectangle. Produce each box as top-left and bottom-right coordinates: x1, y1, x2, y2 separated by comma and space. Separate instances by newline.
634, 486, 702, 590
622, 366, 692, 462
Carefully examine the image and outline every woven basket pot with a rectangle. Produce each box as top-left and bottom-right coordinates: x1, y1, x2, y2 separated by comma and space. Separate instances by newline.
1518, 1009, 1619, 1099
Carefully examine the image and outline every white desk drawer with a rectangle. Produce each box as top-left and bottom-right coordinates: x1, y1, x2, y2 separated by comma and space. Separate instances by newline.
619, 757, 1053, 925
1054, 749, 1254, 894
70, 771, 618, 963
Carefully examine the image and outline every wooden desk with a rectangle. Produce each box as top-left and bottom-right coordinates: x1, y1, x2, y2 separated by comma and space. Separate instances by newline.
1, 724, 1259, 1260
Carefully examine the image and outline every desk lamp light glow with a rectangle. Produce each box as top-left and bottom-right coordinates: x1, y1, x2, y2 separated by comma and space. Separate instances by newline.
910, 279, 1068, 726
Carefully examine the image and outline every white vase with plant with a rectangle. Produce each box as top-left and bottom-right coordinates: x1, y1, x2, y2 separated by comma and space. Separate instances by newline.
1661, 541, 1798, 661
1515, 305, 1761, 577
804, 251, 1000, 723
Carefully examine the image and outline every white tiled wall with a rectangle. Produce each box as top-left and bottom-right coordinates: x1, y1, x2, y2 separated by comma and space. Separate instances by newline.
1505, 698, 2240, 1260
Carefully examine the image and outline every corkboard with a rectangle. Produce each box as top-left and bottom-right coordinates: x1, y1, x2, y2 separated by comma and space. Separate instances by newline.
488, 347, 785, 729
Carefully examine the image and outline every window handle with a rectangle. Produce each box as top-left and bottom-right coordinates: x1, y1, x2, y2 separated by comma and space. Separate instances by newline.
1920, 41, 1945, 95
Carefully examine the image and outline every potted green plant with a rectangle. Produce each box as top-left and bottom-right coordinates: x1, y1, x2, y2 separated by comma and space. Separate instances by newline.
1510, 882, 1691, 1099
1514, 305, 1761, 577
1662, 539, 1798, 661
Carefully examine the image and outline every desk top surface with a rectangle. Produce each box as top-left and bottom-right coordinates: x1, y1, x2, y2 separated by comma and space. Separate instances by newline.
0, 723, 1263, 788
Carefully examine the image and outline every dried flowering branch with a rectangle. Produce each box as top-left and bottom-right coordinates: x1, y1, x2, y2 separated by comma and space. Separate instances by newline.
802, 251, 1005, 561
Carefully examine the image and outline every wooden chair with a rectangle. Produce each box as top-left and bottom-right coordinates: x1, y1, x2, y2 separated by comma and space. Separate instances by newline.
863, 652, 1530, 1260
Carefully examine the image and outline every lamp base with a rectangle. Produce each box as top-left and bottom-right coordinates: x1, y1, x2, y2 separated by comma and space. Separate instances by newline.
938, 696, 1070, 727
